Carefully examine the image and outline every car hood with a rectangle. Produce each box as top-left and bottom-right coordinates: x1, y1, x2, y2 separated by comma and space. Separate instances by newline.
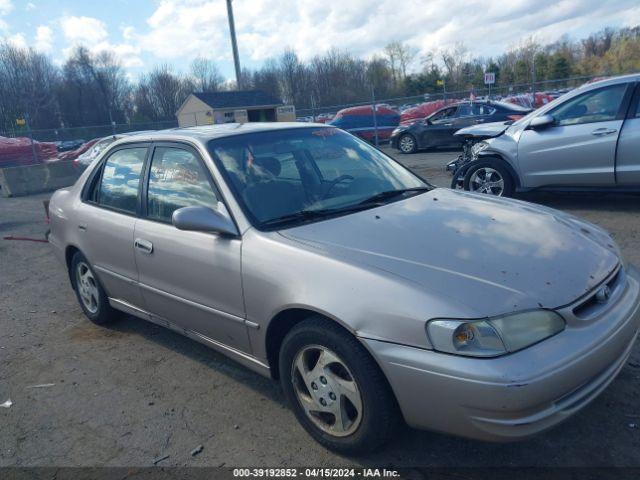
454, 121, 510, 139
280, 189, 619, 317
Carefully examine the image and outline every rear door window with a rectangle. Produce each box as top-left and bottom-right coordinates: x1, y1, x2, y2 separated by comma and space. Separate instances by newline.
97, 147, 147, 214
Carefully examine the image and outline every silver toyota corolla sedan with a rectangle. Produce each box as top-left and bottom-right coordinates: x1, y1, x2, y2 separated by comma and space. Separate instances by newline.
48, 123, 640, 453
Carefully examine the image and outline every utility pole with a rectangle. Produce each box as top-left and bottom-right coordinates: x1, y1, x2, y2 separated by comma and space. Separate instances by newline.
531, 54, 536, 97
226, 0, 242, 89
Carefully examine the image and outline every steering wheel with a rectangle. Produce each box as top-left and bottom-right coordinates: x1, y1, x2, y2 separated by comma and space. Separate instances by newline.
321, 175, 355, 199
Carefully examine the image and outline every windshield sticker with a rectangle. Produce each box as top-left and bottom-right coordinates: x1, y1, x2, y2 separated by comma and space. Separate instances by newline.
312, 128, 338, 138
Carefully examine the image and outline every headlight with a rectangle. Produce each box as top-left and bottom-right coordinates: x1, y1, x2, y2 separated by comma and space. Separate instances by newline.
607, 238, 627, 270
471, 141, 489, 157
426, 310, 565, 357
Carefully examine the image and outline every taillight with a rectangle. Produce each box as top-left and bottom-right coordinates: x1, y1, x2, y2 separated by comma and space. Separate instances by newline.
507, 115, 523, 121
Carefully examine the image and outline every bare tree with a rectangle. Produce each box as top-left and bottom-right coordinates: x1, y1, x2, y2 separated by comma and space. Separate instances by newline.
383, 41, 416, 85
0, 42, 60, 131
190, 57, 224, 92
57, 47, 130, 127
134, 65, 194, 121
441, 42, 470, 90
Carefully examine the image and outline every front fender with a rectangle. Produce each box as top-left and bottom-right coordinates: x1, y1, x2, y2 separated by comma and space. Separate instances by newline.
472, 152, 522, 189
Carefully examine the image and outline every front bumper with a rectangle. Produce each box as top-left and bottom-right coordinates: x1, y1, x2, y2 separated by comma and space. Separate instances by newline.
389, 131, 402, 149
364, 264, 640, 441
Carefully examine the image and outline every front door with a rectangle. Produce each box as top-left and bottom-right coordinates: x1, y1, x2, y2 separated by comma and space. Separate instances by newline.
423, 106, 458, 147
133, 144, 250, 351
517, 83, 630, 188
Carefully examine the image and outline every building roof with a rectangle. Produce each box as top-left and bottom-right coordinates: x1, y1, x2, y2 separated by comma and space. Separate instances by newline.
192, 90, 283, 109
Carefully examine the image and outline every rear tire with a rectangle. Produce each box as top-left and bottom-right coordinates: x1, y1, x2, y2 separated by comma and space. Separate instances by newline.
463, 159, 514, 197
70, 251, 120, 325
398, 134, 417, 154
279, 316, 399, 454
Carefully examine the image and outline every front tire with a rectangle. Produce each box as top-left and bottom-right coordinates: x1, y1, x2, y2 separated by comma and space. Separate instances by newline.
398, 134, 417, 154
279, 317, 399, 454
70, 251, 120, 325
463, 160, 514, 197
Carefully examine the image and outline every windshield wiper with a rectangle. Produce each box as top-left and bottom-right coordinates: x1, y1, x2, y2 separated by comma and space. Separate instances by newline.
357, 187, 431, 206
261, 187, 431, 228
261, 202, 380, 228
260, 209, 330, 227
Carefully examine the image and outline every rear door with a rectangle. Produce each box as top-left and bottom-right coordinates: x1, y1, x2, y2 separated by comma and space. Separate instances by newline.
616, 82, 640, 185
76, 144, 148, 309
133, 143, 250, 351
517, 83, 632, 188
452, 103, 495, 129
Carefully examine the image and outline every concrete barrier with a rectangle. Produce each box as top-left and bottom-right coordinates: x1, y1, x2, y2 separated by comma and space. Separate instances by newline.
0, 161, 80, 197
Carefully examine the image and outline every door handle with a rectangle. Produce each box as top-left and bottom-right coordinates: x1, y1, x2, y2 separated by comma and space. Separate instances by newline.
78, 224, 87, 231
443, 123, 453, 127
134, 238, 153, 254
591, 128, 617, 136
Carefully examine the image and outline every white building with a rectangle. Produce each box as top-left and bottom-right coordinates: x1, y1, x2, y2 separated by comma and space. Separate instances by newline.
176, 90, 296, 127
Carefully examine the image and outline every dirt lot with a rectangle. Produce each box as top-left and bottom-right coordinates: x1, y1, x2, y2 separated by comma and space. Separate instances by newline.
1, 148, 639, 468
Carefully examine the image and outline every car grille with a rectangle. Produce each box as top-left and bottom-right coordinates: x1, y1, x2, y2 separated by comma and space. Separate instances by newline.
572, 265, 625, 320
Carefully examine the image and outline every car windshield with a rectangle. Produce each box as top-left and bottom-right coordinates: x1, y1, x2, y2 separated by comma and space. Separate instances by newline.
208, 127, 429, 229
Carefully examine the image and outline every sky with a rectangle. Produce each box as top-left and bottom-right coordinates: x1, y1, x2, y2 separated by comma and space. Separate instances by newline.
1, 0, 639, 81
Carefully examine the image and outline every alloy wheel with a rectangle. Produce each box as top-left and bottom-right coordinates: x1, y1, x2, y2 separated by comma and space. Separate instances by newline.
291, 345, 363, 437
469, 167, 505, 196
76, 262, 99, 314
399, 135, 415, 153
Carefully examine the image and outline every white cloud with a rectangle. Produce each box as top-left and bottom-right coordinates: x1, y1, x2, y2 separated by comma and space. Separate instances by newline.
92, 40, 144, 68
26, 2, 36, 11
6, 0, 640, 79
0, 0, 11, 32
34, 25, 53, 53
134, 0, 228, 60
133, 0, 640, 72
60, 15, 108, 46
0, 0, 12, 16
57, 15, 143, 68
7, 32, 27, 48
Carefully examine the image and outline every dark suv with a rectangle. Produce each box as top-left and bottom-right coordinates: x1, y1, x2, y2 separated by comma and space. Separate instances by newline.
390, 101, 531, 153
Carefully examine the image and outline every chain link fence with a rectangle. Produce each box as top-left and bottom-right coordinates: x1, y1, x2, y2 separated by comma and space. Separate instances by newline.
294, 74, 603, 145
0, 120, 178, 167
0, 73, 610, 167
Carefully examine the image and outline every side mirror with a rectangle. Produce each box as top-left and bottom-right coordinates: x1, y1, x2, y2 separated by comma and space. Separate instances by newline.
172, 205, 238, 236
528, 114, 555, 130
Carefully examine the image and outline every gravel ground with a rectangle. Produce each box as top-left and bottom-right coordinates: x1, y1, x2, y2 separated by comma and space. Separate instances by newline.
1, 147, 639, 468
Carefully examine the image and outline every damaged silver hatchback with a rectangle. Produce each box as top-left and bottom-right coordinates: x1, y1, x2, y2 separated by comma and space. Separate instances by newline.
49, 123, 640, 453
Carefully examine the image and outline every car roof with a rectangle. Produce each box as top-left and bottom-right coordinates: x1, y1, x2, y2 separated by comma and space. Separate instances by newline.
113, 122, 328, 146
580, 72, 640, 89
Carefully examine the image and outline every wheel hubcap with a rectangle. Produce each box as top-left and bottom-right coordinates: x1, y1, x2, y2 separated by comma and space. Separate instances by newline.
469, 167, 505, 196
399, 136, 414, 152
291, 345, 363, 437
76, 262, 99, 314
